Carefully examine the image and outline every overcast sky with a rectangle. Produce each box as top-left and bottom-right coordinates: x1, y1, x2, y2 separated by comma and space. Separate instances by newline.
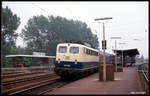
2, 1, 149, 58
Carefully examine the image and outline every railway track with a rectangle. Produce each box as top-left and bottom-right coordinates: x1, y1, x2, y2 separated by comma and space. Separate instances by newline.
2, 71, 24, 75
2, 67, 51, 78
9, 79, 72, 95
2, 67, 85, 95
3, 72, 55, 85
137, 63, 149, 94
2, 73, 60, 94
2, 67, 59, 95
138, 63, 149, 82
2, 71, 46, 79
3, 73, 78, 95
2, 67, 50, 74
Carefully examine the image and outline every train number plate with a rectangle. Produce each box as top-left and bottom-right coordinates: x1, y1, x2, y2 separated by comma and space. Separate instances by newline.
65, 56, 70, 59
64, 64, 70, 67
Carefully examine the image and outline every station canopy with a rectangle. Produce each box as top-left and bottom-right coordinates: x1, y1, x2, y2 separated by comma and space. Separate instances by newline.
5, 55, 55, 58
113, 48, 140, 57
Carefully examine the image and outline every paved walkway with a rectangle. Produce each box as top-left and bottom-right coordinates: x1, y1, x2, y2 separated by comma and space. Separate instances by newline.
47, 67, 141, 95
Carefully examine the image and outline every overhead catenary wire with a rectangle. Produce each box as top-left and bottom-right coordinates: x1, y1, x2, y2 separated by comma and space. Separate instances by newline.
32, 3, 52, 17
62, 4, 148, 56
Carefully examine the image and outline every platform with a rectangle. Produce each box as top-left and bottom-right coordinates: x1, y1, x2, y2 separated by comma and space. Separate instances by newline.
47, 67, 143, 95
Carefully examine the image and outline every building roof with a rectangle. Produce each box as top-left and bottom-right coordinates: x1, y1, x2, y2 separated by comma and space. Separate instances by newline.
5, 55, 55, 58
113, 48, 140, 57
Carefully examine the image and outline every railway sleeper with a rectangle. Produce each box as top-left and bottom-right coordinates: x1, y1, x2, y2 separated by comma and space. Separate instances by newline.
2, 76, 60, 95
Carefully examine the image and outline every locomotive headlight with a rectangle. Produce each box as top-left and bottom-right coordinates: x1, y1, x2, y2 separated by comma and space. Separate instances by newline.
58, 59, 60, 63
75, 60, 77, 64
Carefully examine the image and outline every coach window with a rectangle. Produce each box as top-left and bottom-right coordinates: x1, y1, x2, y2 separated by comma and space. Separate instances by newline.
70, 47, 79, 54
88, 49, 89, 54
94, 52, 97, 56
59, 46, 67, 53
89, 50, 91, 55
90, 50, 91, 55
92, 51, 94, 55
90, 50, 92, 55
96, 52, 98, 56
86, 49, 88, 54
93, 51, 95, 56
84, 48, 86, 54
91, 51, 93, 55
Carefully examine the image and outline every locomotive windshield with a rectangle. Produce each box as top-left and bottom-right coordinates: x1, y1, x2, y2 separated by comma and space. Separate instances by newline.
59, 46, 67, 53
70, 47, 79, 54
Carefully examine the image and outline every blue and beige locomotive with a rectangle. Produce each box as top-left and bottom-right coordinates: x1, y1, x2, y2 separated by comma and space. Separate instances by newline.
54, 41, 99, 79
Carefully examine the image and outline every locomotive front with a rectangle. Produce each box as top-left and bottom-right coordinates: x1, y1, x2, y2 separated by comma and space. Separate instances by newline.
54, 43, 84, 78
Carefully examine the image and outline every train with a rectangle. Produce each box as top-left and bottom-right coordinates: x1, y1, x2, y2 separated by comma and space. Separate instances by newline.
54, 41, 99, 79
54, 41, 117, 79
99, 51, 115, 65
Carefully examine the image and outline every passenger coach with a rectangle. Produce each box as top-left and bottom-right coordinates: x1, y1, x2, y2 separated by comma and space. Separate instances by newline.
54, 42, 99, 78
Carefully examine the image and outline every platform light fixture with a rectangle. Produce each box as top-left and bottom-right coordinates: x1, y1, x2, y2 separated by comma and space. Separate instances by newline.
95, 17, 112, 81
119, 42, 126, 69
110, 37, 121, 72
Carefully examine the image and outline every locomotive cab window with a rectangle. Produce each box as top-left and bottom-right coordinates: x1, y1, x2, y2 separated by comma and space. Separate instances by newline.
59, 46, 67, 53
70, 47, 79, 54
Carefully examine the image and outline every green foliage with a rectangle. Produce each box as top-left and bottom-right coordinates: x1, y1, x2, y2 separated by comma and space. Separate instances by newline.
8, 47, 20, 54
2, 6, 20, 44
2, 6, 21, 67
31, 58, 41, 66
5, 58, 14, 68
23, 58, 31, 67
21, 15, 99, 56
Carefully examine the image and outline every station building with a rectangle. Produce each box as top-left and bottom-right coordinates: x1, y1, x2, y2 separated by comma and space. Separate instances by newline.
113, 48, 140, 67
5, 52, 55, 68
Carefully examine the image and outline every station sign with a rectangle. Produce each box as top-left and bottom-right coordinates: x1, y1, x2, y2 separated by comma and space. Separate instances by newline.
33, 52, 45, 56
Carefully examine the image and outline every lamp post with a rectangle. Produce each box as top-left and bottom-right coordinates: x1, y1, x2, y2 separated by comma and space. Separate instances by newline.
119, 42, 126, 69
95, 17, 112, 81
110, 37, 121, 72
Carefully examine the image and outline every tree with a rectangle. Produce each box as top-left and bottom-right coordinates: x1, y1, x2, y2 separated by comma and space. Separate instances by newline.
21, 15, 99, 56
2, 6, 20, 67
2, 6, 20, 44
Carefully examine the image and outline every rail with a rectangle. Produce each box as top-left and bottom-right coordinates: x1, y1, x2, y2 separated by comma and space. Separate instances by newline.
141, 70, 149, 82
137, 63, 149, 94
138, 63, 149, 83
8, 79, 60, 95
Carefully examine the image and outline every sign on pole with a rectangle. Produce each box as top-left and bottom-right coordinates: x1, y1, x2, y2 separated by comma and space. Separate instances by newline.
102, 40, 106, 50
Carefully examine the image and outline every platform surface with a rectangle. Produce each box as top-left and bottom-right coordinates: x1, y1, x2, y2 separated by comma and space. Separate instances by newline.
47, 67, 141, 95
